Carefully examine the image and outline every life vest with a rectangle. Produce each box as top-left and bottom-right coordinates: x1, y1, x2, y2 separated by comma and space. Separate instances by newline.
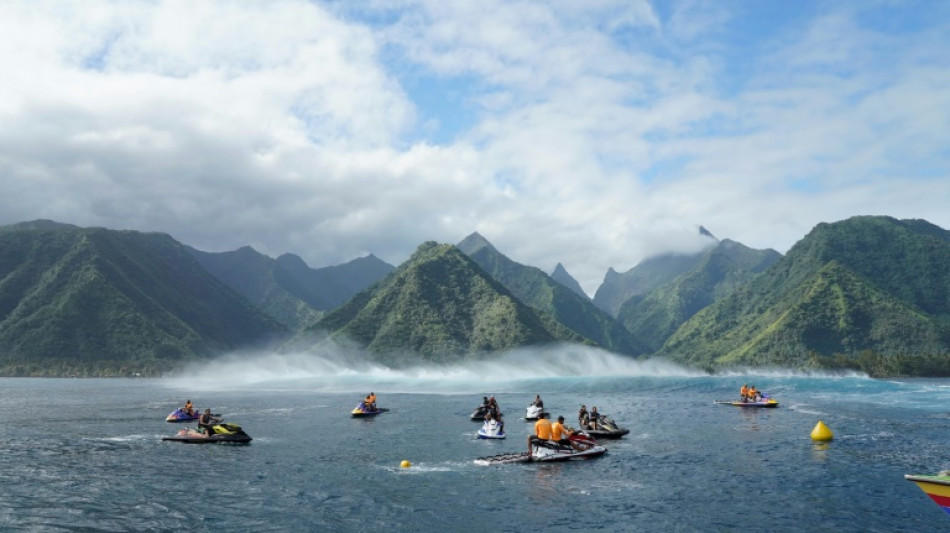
551, 422, 569, 440
534, 418, 553, 440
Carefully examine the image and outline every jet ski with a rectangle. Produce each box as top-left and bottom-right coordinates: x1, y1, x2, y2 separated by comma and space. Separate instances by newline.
165, 408, 220, 423
524, 404, 549, 421
165, 408, 200, 422
474, 433, 606, 465
716, 393, 779, 408
583, 415, 630, 439
351, 403, 389, 417
162, 423, 252, 444
477, 418, 506, 439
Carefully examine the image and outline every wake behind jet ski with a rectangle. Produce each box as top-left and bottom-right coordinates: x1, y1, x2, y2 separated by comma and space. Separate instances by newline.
162, 422, 252, 444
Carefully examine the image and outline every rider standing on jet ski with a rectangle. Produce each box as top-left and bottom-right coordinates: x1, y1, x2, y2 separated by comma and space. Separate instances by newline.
527, 412, 553, 453
198, 408, 221, 437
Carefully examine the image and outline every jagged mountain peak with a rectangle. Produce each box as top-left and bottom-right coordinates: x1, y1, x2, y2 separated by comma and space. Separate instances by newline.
457, 232, 497, 255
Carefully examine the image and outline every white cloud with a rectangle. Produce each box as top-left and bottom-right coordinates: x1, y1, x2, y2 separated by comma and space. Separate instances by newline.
0, 0, 947, 297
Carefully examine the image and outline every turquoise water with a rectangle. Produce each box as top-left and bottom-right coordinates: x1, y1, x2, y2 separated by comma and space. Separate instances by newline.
0, 348, 948, 532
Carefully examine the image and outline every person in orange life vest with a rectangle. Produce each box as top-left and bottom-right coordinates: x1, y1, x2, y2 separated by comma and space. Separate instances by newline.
184, 400, 194, 416
528, 412, 553, 453
739, 384, 750, 402
550, 415, 581, 451
365, 393, 377, 411
748, 385, 761, 402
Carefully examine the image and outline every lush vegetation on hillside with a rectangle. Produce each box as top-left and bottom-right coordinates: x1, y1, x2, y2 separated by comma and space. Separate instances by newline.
311, 242, 585, 366
0, 227, 285, 376
618, 239, 781, 352
660, 216, 950, 375
458, 233, 647, 355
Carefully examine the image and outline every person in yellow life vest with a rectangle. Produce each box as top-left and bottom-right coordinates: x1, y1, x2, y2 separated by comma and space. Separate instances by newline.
739, 384, 750, 402
527, 412, 553, 454
365, 393, 377, 411
550, 415, 581, 451
184, 400, 194, 416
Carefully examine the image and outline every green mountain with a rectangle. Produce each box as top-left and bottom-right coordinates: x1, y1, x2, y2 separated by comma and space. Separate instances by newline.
457, 233, 647, 356
189, 247, 393, 330
593, 227, 719, 317
550, 262, 588, 299
0, 224, 286, 376
617, 239, 781, 352
660, 216, 950, 374
309, 241, 586, 366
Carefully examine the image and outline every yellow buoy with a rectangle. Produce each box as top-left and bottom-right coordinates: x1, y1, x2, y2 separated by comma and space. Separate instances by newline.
810, 420, 833, 441
400, 460, 411, 468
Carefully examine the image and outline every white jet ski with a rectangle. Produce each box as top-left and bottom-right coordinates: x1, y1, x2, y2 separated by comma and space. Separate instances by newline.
474, 434, 606, 465
524, 404, 550, 421
477, 418, 506, 439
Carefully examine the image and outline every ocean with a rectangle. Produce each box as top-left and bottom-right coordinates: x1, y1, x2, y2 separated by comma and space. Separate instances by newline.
1, 346, 947, 532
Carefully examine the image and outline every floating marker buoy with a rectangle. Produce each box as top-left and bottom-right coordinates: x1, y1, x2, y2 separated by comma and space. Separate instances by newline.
400, 460, 411, 468
811, 420, 833, 441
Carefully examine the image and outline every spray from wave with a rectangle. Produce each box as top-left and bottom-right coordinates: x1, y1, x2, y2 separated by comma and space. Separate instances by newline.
164, 343, 707, 393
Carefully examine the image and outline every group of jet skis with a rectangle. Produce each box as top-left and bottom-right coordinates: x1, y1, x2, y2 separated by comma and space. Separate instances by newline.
158, 393, 630, 464
162, 401, 252, 444
471, 395, 630, 465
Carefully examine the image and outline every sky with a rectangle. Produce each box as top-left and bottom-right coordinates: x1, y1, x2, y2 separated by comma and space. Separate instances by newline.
1, 0, 948, 295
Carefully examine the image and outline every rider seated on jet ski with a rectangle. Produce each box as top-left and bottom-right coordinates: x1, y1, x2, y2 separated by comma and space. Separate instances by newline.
748, 385, 762, 402
184, 399, 194, 416
488, 396, 500, 418
578, 405, 589, 429
588, 407, 601, 430
198, 408, 221, 437
531, 395, 544, 408
551, 415, 582, 451
527, 412, 553, 453
365, 393, 377, 411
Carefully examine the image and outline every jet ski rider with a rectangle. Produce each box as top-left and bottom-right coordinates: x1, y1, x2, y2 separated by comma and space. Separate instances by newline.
366, 392, 377, 411
588, 406, 601, 430
198, 408, 221, 437
551, 415, 581, 451
748, 385, 762, 402
578, 405, 589, 429
488, 396, 500, 418
527, 412, 553, 454
739, 384, 750, 402
532, 395, 543, 408
184, 399, 194, 416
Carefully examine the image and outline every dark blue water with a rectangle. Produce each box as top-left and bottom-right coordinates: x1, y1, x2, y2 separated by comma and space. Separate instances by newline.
1, 350, 948, 532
